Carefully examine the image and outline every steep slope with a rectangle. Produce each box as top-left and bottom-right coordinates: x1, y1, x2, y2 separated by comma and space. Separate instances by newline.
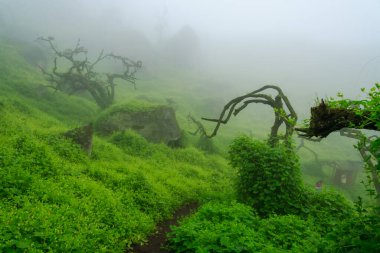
0, 38, 234, 252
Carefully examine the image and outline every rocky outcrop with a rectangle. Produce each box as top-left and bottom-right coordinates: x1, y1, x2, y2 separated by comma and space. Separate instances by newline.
95, 104, 181, 144
63, 124, 93, 156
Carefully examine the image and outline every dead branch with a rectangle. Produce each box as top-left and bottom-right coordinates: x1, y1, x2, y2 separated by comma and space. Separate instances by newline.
187, 114, 208, 136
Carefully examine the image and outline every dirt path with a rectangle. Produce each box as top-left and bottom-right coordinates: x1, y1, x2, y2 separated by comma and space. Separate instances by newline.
127, 202, 199, 253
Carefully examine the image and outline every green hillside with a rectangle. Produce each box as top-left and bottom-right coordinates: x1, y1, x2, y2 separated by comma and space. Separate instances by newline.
0, 37, 377, 253
0, 38, 234, 252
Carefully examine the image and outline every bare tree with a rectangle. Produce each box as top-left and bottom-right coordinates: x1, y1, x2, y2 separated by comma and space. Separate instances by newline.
201, 85, 297, 147
37, 36, 142, 109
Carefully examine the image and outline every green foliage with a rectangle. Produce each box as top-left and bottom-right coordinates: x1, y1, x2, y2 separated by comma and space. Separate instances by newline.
229, 136, 307, 216
168, 202, 320, 253
319, 201, 380, 253
168, 201, 264, 253
0, 123, 233, 252
2, 36, 374, 253
329, 83, 380, 130
327, 83, 380, 202
258, 215, 320, 252
110, 130, 153, 157
0, 37, 234, 252
306, 189, 354, 234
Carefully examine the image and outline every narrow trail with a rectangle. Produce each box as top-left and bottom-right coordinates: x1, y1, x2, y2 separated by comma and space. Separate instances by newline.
127, 202, 199, 253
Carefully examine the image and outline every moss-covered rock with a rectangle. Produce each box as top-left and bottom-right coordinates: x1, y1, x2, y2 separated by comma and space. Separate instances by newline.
95, 103, 181, 144
63, 124, 93, 156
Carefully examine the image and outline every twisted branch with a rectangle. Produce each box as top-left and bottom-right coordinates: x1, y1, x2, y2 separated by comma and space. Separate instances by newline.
37, 36, 142, 109
201, 85, 297, 146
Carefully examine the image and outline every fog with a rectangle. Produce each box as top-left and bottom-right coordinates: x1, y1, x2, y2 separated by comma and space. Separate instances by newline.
1, 0, 380, 116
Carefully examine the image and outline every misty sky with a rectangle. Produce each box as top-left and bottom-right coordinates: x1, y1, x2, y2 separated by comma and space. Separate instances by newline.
1, 0, 380, 111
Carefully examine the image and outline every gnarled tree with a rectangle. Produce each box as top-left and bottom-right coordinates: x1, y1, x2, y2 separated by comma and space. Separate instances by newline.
296, 84, 380, 202
37, 36, 142, 109
201, 85, 297, 147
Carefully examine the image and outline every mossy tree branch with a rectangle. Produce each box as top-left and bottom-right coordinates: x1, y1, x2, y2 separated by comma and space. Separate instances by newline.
295, 100, 378, 139
201, 85, 297, 147
187, 114, 208, 137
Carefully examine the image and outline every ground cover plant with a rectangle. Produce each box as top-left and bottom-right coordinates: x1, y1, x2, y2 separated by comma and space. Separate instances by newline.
167, 85, 380, 252
165, 82, 378, 252
1, 33, 379, 253
168, 136, 361, 252
167, 201, 321, 253
0, 38, 235, 252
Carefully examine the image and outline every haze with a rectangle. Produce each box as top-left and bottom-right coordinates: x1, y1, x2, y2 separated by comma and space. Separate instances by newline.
1, 0, 380, 116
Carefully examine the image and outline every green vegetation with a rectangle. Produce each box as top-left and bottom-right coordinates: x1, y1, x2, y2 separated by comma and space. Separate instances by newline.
328, 84, 380, 198
0, 104, 234, 252
229, 137, 306, 216
168, 136, 380, 252
168, 202, 320, 252
329, 83, 380, 130
0, 38, 234, 252
1, 36, 379, 253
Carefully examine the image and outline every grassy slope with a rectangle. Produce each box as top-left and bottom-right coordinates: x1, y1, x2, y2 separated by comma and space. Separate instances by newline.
116, 62, 368, 201
0, 36, 369, 252
0, 38, 234, 252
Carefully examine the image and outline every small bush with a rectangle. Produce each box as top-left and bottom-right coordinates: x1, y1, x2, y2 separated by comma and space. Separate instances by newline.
229, 136, 306, 216
12, 135, 55, 177
167, 201, 263, 253
318, 203, 380, 253
306, 189, 354, 234
168, 202, 322, 253
110, 130, 153, 157
258, 215, 320, 252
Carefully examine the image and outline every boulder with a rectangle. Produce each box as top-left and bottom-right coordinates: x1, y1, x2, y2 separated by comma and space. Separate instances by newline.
63, 124, 93, 156
95, 104, 181, 144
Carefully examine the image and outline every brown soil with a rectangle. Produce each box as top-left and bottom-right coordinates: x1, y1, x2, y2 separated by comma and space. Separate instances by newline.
127, 202, 199, 253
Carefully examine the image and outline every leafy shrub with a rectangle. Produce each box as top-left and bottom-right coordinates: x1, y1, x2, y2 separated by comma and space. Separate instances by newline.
43, 134, 87, 163
258, 215, 320, 252
318, 200, 380, 253
0, 134, 60, 200
170, 146, 209, 167
110, 130, 153, 157
12, 135, 55, 177
306, 189, 353, 234
229, 136, 307, 216
167, 201, 264, 253
168, 202, 322, 253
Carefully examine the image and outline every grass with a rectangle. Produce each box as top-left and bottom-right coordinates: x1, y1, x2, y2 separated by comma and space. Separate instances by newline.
0, 36, 371, 252
0, 37, 235, 252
